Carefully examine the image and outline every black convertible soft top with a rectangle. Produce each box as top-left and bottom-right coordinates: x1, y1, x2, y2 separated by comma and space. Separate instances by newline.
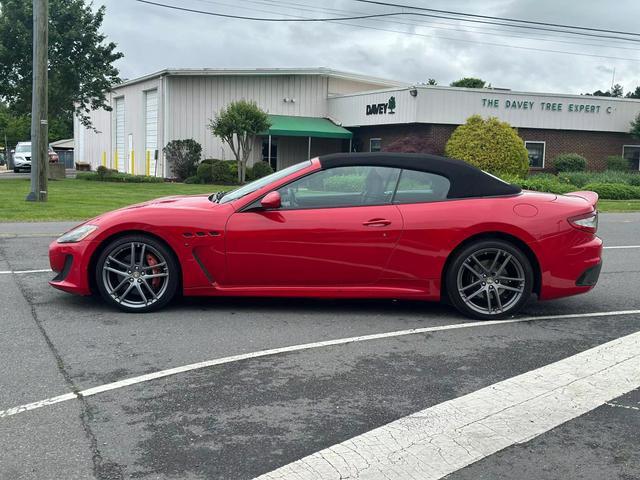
319, 152, 521, 199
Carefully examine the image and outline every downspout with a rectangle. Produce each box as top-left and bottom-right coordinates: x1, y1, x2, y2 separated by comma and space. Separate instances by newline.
162, 74, 170, 178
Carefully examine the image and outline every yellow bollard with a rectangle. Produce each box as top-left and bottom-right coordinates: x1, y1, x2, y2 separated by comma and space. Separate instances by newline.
101, 151, 106, 167
130, 150, 135, 175
146, 150, 151, 176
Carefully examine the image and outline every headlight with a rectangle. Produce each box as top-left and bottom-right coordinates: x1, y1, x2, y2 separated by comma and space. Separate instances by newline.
57, 224, 99, 243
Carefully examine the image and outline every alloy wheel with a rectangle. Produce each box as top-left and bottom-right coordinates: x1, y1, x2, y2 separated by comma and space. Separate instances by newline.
456, 247, 526, 316
101, 241, 170, 309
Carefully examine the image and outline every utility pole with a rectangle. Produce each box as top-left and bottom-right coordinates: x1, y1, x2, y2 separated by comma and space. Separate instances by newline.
26, 0, 48, 202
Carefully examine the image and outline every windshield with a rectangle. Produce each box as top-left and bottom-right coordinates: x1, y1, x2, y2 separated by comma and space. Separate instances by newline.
15, 144, 30, 153
218, 160, 312, 204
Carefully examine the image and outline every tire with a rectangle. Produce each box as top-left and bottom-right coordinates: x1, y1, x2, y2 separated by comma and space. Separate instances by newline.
445, 239, 533, 320
95, 234, 179, 313
14, 168, 19, 173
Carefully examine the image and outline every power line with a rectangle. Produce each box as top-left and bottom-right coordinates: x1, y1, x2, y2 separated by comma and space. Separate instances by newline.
212, 0, 640, 52
135, 0, 438, 22
350, 0, 640, 38
137, 0, 640, 62
138, 0, 640, 44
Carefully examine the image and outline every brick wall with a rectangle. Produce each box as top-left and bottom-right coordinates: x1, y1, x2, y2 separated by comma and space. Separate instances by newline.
351, 124, 639, 172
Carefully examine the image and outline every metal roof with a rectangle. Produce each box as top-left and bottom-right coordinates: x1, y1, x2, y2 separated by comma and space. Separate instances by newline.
114, 67, 408, 89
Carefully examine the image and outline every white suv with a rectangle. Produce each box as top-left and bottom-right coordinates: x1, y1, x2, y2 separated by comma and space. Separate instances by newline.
13, 142, 58, 172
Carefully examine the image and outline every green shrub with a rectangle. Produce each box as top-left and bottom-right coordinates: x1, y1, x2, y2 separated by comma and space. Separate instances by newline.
164, 139, 202, 181
583, 182, 640, 200
553, 153, 587, 172
445, 115, 529, 178
518, 174, 575, 194
77, 172, 164, 183
184, 175, 201, 184
196, 162, 214, 183
629, 175, 640, 186
250, 161, 274, 180
558, 170, 640, 187
606, 155, 631, 171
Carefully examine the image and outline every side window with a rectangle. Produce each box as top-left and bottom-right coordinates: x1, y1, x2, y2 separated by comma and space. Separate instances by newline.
393, 170, 450, 204
278, 166, 400, 209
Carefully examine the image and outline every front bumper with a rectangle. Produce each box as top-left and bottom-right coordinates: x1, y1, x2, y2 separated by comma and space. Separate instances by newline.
49, 239, 97, 295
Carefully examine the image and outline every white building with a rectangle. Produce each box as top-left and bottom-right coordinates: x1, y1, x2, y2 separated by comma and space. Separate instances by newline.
75, 68, 406, 176
76, 67, 640, 174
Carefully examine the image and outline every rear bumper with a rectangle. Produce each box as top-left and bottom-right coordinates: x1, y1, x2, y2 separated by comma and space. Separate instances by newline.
576, 261, 602, 287
49, 240, 96, 295
538, 235, 603, 300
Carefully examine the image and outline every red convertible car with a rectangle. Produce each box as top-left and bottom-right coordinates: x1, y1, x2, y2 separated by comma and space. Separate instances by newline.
49, 153, 602, 319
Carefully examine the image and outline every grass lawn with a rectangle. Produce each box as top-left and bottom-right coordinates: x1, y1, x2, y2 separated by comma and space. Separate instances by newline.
597, 200, 640, 212
0, 178, 638, 222
0, 178, 227, 222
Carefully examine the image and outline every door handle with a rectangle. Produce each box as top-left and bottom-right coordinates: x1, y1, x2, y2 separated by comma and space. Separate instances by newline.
363, 218, 391, 227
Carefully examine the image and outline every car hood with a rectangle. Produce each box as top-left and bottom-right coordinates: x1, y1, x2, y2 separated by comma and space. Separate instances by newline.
119, 194, 219, 211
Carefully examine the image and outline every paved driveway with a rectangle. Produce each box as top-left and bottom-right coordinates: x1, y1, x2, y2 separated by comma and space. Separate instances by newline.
0, 214, 639, 480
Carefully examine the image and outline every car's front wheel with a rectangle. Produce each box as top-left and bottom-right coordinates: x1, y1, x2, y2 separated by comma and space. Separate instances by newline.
446, 239, 533, 320
95, 234, 179, 313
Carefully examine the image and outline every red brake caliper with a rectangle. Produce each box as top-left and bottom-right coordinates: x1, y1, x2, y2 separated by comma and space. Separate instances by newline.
146, 253, 161, 289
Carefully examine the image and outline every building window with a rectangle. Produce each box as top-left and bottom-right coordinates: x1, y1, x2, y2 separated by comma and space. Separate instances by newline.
525, 141, 545, 168
369, 138, 381, 152
623, 145, 640, 170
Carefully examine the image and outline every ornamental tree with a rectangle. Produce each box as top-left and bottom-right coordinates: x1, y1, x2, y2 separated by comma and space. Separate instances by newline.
445, 115, 529, 178
209, 101, 271, 183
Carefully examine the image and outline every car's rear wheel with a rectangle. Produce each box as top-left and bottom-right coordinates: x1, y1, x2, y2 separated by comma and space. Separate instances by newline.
95, 234, 178, 313
446, 239, 533, 320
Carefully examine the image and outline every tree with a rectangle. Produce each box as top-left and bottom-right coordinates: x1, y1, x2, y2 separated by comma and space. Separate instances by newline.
0, 0, 123, 140
209, 101, 271, 183
611, 83, 624, 97
0, 103, 30, 148
445, 115, 529, 178
425, 78, 437, 85
631, 112, 640, 140
450, 77, 486, 88
626, 86, 640, 99
164, 139, 202, 181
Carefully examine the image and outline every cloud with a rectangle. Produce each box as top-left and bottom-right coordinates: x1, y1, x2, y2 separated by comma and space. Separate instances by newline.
97, 0, 640, 95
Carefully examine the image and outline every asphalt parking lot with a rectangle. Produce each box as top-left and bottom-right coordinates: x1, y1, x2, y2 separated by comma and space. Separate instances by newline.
0, 214, 639, 480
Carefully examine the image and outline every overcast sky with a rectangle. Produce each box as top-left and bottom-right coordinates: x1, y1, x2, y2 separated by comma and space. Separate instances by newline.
96, 0, 640, 95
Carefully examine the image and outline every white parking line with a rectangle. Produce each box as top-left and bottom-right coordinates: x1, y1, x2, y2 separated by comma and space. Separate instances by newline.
255, 330, 640, 480
0, 269, 52, 275
0, 309, 639, 420
603, 245, 640, 249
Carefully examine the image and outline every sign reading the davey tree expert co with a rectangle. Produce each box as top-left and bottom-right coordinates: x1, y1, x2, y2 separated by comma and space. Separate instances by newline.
482, 98, 613, 114
366, 96, 396, 115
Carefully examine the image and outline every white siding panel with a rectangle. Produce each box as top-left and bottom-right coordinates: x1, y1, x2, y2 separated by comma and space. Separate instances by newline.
167, 75, 331, 161
114, 97, 125, 172
145, 89, 159, 175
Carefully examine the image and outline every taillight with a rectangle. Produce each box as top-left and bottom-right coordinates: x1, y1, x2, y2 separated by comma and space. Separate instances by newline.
569, 211, 598, 234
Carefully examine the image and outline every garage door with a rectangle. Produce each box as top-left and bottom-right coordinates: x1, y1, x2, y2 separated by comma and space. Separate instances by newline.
115, 97, 125, 172
144, 90, 158, 176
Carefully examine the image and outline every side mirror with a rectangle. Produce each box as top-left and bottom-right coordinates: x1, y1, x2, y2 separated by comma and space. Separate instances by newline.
261, 191, 281, 210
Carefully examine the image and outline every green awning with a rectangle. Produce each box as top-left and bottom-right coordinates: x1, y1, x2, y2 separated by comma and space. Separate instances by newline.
262, 115, 353, 139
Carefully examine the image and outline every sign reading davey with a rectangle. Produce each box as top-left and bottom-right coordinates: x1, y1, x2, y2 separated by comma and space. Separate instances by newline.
366, 96, 396, 115
482, 97, 613, 114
